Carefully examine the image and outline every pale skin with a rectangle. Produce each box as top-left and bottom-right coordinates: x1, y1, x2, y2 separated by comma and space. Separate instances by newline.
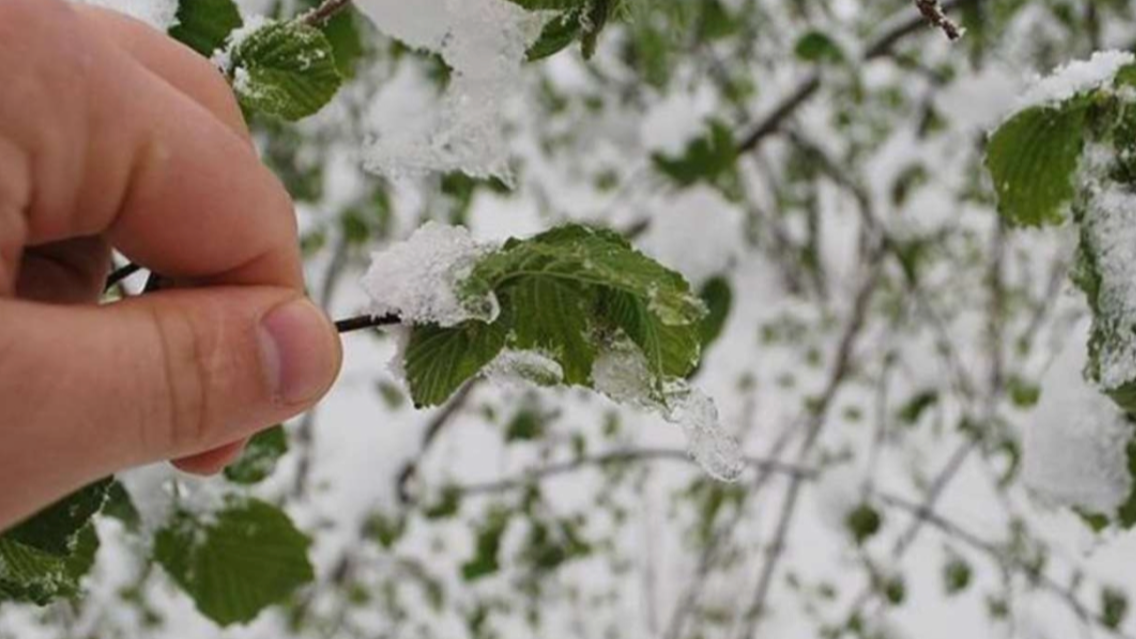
0, 0, 343, 529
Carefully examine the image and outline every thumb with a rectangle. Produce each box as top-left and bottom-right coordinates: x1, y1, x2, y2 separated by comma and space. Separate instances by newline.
0, 288, 341, 527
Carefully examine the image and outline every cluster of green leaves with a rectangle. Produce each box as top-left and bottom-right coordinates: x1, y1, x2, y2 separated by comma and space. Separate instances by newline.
0, 425, 301, 626
403, 223, 710, 408
986, 61, 1136, 528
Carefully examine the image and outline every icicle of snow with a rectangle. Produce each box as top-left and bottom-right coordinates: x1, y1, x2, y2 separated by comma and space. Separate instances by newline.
1023, 325, 1133, 514
592, 341, 744, 482
662, 381, 745, 482
70, 0, 179, 30
360, 222, 498, 327
1016, 50, 1135, 111
352, 0, 541, 179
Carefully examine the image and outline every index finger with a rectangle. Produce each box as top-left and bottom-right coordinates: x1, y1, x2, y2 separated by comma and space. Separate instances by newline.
1, 0, 302, 289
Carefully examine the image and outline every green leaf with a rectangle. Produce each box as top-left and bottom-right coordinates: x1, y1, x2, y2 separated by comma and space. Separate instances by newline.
844, 504, 882, 545
652, 120, 740, 195
400, 223, 705, 408
527, 10, 583, 61
466, 225, 704, 327
4, 478, 112, 556
461, 509, 511, 582
0, 524, 100, 605
506, 277, 596, 385
169, 0, 243, 57
698, 276, 732, 349
794, 30, 845, 64
224, 425, 288, 485
405, 321, 508, 408
943, 558, 972, 595
155, 498, 314, 626
986, 99, 1090, 227
229, 21, 342, 121
101, 481, 141, 531
1103, 587, 1129, 630
599, 289, 700, 380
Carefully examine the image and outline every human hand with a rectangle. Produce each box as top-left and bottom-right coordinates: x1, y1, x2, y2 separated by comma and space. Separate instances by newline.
0, 0, 342, 529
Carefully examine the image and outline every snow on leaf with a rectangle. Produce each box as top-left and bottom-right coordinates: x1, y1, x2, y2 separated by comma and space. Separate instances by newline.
224, 19, 342, 121
362, 222, 499, 327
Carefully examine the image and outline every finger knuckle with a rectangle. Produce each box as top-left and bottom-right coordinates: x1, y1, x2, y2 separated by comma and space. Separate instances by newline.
145, 304, 219, 454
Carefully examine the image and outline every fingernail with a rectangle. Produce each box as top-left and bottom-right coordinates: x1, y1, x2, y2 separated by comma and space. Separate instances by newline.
258, 298, 339, 404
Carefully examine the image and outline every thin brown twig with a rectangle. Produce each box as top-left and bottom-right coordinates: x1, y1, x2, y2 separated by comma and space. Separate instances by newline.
877, 492, 1136, 639
735, 247, 888, 639
735, 0, 978, 154
915, 0, 965, 41
449, 449, 817, 499
300, 0, 353, 26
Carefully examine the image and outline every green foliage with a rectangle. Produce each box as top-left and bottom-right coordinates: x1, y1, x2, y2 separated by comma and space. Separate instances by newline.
652, 119, 740, 197
794, 31, 845, 64
404, 320, 509, 408
223, 425, 288, 485
404, 224, 706, 408
154, 499, 314, 626
4, 478, 111, 556
698, 276, 733, 349
169, 0, 243, 57
227, 21, 343, 121
844, 504, 882, 545
0, 479, 112, 605
1102, 586, 1129, 630
0, 525, 100, 605
462, 509, 511, 581
986, 99, 1089, 227
943, 558, 972, 595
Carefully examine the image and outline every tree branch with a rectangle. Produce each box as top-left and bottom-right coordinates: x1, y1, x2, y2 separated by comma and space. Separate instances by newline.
914, 0, 965, 41
300, 0, 354, 26
448, 448, 817, 499
735, 0, 978, 154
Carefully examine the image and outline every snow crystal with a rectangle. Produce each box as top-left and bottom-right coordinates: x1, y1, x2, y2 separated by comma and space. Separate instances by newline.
483, 349, 565, 388
592, 342, 743, 482
360, 222, 498, 327
1077, 146, 1136, 390
71, 0, 179, 30
353, 0, 542, 179
1024, 326, 1133, 514
1017, 50, 1135, 111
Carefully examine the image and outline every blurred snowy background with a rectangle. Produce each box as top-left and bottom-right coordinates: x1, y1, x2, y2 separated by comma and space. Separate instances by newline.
6, 0, 1136, 638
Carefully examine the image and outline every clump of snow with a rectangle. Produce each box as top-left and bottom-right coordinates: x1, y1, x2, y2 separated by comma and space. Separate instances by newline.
1076, 145, 1136, 390
353, 0, 542, 179
592, 341, 657, 407
1024, 327, 1133, 514
592, 341, 743, 482
71, 0, 179, 30
117, 465, 177, 532
361, 222, 498, 327
483, 349, 565, 388
1016, 50, 1135, 111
